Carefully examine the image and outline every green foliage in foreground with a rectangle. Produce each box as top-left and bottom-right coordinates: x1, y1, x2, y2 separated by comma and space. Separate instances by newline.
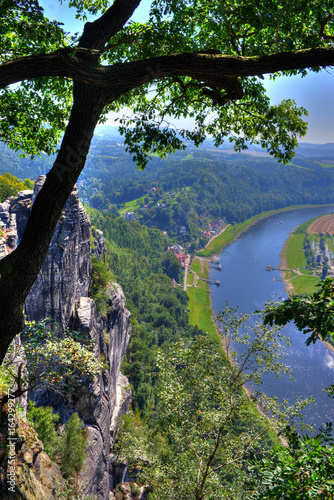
262, 278, 334, 346
262, 277, 334, 398
117, 306, 310, 500
0, 320, 101, 404
249, 424, 334, 499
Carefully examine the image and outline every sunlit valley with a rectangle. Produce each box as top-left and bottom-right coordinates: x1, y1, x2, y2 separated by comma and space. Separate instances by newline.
2, 1, 334, 498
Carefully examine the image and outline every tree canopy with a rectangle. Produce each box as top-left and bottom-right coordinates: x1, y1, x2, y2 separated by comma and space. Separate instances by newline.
0, 319, 101, 406
1, 0, 334, 363
116, 305, 312, 499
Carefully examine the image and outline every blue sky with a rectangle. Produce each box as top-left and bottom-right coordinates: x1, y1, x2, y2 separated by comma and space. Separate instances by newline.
40, 1, 334, 144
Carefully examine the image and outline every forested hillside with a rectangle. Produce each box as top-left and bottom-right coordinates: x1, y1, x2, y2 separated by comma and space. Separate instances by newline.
81, 141, 334, 226
2, 138, 334, 245
86, 205, 281, 498
86, 206, 202, 416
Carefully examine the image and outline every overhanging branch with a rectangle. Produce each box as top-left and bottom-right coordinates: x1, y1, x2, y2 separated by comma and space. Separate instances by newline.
1, 47, 334, 95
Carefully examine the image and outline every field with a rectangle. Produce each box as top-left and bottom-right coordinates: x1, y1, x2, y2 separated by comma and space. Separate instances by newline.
289, 275, 320, 294
283, 233, 307, 269
280, 214, 334, 294
307, 214, 334, 234
120, 196, 145, 214
187, 257, 219, 342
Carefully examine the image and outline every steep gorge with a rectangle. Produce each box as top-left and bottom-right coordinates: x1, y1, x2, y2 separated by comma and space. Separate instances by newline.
0, 176, 131, 499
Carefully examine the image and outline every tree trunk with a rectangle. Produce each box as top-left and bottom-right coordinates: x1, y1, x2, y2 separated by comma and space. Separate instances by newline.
0, 83, 105, 364
0, 0, 141, 365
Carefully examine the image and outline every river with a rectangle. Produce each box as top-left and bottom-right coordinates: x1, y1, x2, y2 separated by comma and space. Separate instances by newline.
209, 206, 334, 431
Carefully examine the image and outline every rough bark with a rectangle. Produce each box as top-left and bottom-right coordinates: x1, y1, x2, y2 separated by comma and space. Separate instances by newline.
2, 47, 334, 91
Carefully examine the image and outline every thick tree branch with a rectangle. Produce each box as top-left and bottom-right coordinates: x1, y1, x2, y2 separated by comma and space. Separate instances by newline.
320, 14, 334, 41
2, 47, 334, 94
1, 2, 334, 367
79, 0, 141, 53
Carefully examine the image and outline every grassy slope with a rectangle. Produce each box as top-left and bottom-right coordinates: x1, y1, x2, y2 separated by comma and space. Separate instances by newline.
120, 196, 145, 214
284, 234, 307, 269
289, 275, 319, 294
187, 257, 220, 343
282, 219, 326, 294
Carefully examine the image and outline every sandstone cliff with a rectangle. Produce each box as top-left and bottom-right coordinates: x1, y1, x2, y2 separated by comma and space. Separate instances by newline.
0, 177, 131, 499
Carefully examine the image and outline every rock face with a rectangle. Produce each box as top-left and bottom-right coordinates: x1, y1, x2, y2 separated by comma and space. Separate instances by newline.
25, 178, 92, 325
14, 418, 66, 500
0, 177, 132, 500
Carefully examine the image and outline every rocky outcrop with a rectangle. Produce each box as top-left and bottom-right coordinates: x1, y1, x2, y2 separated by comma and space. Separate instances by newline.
92, 227, 108, 260
14, 419, 65, 500
25, 177, 92, 325
0, 407, 65, 500
0, 177, 132, 500
0, 190, 32, 259
71, 289, 131, 499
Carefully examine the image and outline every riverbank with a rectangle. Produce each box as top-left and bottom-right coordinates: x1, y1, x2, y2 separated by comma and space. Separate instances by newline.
278, 216, 334, 356
188, 229, 290, 446
278, 231, 318, 295
189, 204, 334, 336
197, 204, 334, 258
187, 256, 220, 343
278, 215, 322, 295
188, 203, 334, 377
279, 236, 334, 355
279, 241, 295, 294
194, 205, 334, 429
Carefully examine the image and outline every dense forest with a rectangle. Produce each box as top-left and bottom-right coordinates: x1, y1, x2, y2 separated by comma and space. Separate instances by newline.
1, 163, 333, 497
2, 138, 334, 245
79, 141, 334, 232
87, 206, 201, 414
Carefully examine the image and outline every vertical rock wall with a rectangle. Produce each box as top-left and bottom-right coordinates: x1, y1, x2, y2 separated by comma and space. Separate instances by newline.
0, 177, 131, 499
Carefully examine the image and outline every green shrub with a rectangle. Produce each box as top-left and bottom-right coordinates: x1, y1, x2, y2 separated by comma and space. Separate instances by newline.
130, 484, 141, 497
89, 257, 113, 317
27, 401, 62, 458
27, 405, 88, 482
61, 412, 87, 479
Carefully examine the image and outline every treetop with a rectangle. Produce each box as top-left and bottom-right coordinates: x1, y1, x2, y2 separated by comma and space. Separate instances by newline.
1, 0, 334, 163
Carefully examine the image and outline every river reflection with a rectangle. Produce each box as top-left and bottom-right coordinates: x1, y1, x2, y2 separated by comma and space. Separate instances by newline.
209, 207, 334, 430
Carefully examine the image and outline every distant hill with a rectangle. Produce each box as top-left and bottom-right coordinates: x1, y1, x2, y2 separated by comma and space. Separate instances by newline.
94, 126, 334, 159
295, 142, 334, 159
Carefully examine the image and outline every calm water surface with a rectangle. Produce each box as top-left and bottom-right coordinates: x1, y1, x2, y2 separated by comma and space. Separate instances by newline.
209, 207, 334, 430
